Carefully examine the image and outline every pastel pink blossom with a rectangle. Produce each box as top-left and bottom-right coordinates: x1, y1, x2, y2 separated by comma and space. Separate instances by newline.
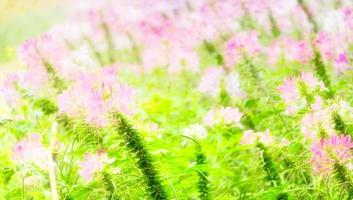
334, 53, 351, 74
292, 41, 313, 64
19, 33, 66, 70
198, 68, 224, 97
240, 129, 274, 145
58, 68, 135, 127
343, 7, 353, 29
278, 76, 301, 114
240, 130, 257, 145
301, 108, 336, 141
311, 135, 353, 175
224, 72, 246, 99
225, 31, 262, 67
203, 107, 243, 127
0, 74, 21, 107
12, 134, 51, 169
183, 124, 208, 140
299, 72, 326, 90
79, 151, 111, 181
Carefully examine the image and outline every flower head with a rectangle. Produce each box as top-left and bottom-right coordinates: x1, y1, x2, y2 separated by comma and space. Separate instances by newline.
12, 134, 51, 169
183, 124, 208, 140
58, 68, 135, 127
240, 129, 274, 145
79, 151, 111, 181
203, 107, 243, 127
311, 135, 353, 175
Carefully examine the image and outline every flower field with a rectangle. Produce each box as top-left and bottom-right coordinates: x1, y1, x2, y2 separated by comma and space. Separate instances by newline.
1, 0, 353, 199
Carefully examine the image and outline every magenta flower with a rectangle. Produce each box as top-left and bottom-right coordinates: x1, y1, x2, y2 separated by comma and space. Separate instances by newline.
311, 135, 353, 175
78, 151, 111, 181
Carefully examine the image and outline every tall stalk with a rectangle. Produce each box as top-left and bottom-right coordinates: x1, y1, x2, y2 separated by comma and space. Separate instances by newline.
112, 113, 168, 200
195, 146, 210, 200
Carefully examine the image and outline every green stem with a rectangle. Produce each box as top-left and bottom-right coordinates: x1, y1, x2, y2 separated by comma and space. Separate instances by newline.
297, 0, 318, 33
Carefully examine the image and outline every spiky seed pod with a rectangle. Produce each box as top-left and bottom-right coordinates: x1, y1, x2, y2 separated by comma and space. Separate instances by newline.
256, 143, 281, 186
333, 162, 353, 198
100, 20, 116, 64
102, 171, 119, 200
268, 11, 281, 37
195, 146, 210, 200
257, 143, 289, 199
312, 51, 334, 98
112, 113, 168, 200
332, 112, 348, 135
297, 0, 318, 33
33, 98, 58, 115
203, 40, 224, 66
83, 35, 105, 66
44, 62, 67, 93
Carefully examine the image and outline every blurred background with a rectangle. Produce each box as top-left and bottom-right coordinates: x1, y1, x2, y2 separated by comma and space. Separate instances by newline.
0, 0, 64, 64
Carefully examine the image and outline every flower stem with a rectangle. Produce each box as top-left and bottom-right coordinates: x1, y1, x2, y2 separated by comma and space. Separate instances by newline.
48, 159, 59, 200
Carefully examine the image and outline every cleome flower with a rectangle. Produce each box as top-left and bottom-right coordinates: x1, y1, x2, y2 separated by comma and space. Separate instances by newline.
278, 72, 326, 115
12, 134, 52, 170
224, 31, 262, 67
240, 129, 274, 146
183, 124, 208, 140
198, 68, 244, 99
58, 67, 135, 127
78, 151, 113, 182
203, 107, 243, 127
311, 135, 353, 175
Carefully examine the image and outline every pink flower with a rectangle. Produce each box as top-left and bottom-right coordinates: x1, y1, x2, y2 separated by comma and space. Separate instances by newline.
299, 72, 326, 90
240, 130, 257, 145
311, 135, 353, 175
278, 76, 301, 115
0, 74, 21, 108
301, 108, 336, 141
224, 31, 262, 67
278, 76, 300, 103
58, 68, 135, 127
343, 7, 353, 29
183, 124, 208, 140
292, 41, 313, 64
334, 53, 351, 74
203, 107, 243, 127
79, 151, 111, 181
12, 134, 51, 169
198, 68, 224, 97
224, 72, 246, 99
19, 33, 66, 70
240, 129, 274, 145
